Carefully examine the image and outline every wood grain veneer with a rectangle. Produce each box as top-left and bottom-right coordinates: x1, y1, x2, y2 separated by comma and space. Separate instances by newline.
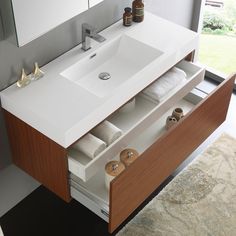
3, 110, 71, 202
185, 51, 195, 62
109, 74, 235, 233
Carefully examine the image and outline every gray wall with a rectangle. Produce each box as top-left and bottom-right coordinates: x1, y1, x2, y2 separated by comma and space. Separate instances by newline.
0, 0, 200, 169
145, 0, 195, 29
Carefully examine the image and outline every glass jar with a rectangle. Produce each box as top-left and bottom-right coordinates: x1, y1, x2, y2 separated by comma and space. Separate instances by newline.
123, 7, 132, 27
132, 0, 144, 22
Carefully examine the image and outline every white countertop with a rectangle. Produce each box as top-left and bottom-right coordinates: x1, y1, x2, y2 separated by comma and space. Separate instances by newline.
0, 12, 199, 148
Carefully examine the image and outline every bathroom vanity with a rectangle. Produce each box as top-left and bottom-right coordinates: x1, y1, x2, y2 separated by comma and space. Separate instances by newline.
1, 13, 234, 233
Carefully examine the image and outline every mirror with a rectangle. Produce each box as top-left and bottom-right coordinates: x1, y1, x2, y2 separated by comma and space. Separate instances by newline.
10, 0, 103, 47
89, 0, 103, 8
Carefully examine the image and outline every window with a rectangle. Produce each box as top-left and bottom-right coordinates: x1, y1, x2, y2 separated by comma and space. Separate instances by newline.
198, 0, 236, 84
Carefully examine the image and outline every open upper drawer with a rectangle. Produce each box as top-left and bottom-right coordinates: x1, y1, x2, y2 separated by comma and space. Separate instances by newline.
70, 73, 235, 233
67, 60, 205, 181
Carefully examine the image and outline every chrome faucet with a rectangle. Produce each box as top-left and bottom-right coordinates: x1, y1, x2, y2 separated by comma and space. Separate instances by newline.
81, 23, 106, 51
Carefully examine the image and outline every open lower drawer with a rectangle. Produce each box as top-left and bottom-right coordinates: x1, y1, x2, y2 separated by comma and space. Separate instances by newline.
69, 73, 235, 233
70, 94, 202, 221
67, 60, 205, 181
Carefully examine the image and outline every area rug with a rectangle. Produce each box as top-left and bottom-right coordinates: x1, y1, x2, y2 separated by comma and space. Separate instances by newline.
117, 133, 236, 236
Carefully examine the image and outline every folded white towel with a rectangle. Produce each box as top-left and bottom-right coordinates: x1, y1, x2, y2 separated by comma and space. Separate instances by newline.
142, 67, 187, 102
139, 92, 160, 104
73, 133, 106, 159
91, 120, 122, 146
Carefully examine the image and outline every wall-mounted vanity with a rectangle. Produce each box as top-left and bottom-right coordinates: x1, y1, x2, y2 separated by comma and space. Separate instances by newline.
0, 12, 235, 233
10, 0, 103, 46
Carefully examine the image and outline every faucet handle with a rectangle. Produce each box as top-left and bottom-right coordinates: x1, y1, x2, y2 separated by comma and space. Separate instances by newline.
82, 23, 96, 34
81, 23, 106, 51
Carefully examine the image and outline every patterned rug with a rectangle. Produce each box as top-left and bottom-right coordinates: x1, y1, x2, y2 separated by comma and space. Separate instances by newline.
117, 133, 236, 236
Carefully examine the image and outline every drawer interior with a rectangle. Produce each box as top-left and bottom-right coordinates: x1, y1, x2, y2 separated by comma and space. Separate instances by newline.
70, 91, 203, 220
67, 60, 205, 181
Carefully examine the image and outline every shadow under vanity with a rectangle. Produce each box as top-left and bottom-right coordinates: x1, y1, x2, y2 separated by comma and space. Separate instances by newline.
1, 12, 235, 233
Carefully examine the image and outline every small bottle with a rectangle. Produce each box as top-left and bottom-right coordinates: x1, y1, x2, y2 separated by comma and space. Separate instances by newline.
123, 7, 132, 27
132, 0, 144, 22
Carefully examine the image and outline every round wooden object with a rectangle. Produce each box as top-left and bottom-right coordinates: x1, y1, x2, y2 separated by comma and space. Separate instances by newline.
105, 161, 125, 190
105, 161, 125, 177
120, 148, 139, 167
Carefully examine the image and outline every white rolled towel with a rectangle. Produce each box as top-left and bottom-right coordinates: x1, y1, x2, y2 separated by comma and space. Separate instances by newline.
91, 120, 123, 146
73, 133, 106, 159
142, 67, 187, 102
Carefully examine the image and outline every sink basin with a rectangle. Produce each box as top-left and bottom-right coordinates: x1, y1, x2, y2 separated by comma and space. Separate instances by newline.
61, 34, 163, 98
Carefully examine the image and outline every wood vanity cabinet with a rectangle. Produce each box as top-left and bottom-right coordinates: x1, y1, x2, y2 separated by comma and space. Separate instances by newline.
109, 74, 235, 231
2, 10, 234, 233
3, 67, 235, 233
3, 111, 70, 202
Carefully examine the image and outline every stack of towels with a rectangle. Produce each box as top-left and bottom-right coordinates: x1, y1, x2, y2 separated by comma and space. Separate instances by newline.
72, 121, 122, 159
141, 67, 187, 103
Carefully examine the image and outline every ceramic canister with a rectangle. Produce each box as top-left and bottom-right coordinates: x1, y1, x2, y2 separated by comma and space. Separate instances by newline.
105, 161, 125, 190
120, 148, 139, 167
165, 115, 178, 130
172, 107, 184, 121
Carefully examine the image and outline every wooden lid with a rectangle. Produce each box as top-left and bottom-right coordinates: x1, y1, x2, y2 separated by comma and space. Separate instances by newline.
105, 161, 125, 177
120, 148, 139, 167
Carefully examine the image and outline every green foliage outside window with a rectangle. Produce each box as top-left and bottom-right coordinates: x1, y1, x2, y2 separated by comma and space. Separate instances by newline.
202, 1, 236, 35
203, 10, 233, 33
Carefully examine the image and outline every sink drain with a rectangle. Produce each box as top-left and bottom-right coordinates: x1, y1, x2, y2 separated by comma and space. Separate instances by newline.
99, 72, 111, 80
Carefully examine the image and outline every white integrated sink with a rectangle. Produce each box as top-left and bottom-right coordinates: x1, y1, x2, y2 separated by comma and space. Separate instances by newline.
61, 34, 163, 98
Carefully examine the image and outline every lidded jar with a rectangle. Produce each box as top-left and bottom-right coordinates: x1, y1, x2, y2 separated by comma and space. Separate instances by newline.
132, 0, 144, 22
172, 107, 184, 121
120, 148, 139, 167
105, 161, 125, 190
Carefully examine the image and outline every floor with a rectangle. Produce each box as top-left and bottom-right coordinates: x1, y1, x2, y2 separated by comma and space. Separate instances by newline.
0, 166, 40, 218
0, 79, 235, 236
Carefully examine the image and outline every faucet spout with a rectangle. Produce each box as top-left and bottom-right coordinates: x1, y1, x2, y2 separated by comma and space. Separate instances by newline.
81, 23, 106, 51
91, 34, 106, 43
